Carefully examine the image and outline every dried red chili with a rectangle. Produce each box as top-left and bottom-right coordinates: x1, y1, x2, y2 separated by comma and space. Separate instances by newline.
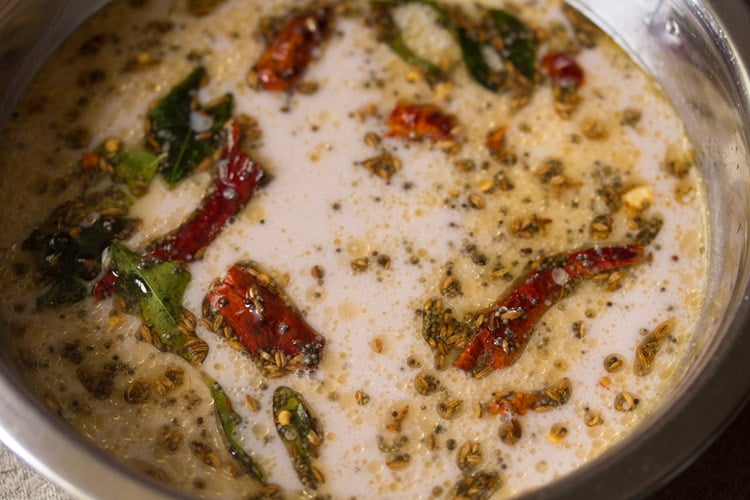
148, 123, 264, 261
204, 263, 325, 371
385, 102, 457, 142
93, 122, 264, 299
542, 52, 584, 89
252, 4, 333, 92
455, 244, 643, 374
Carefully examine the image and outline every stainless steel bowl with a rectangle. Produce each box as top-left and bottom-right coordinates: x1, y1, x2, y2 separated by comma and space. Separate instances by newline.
1, 1, 749, 498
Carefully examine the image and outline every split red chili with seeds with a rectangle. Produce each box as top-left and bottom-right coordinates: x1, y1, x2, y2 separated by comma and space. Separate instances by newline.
205, 263, 325, 370
455, 244, 643, 374
252, 4, 333, 92
385, 102, 457, 142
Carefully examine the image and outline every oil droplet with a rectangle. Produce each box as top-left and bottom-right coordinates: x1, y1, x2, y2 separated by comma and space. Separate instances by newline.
338, 300, 360, 320
346, 238, 370, 258
251, 423, 269, 439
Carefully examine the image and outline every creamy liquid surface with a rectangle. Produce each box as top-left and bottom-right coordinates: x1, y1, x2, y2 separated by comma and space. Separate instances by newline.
0, 1, 708, 498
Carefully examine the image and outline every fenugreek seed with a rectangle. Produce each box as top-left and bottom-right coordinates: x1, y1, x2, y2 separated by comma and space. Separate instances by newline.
207, 452, 221, 468
415, 373, 441, 396
572, 320, 586, 339
247, 70, 260, 89
614, 391, 640, 412
176, 321, 193, 336
245, 394, 260, 412
454, 159, 475, 172
247, 268, 268, 285
265, 368, 285, 379
468, 193, 486, 209
458, 442, 469, 460
289, 353, 305, 366
108, 313, 126, 328
361, 152, 402, 181
544, 388, 561, 404
99, 208, 127, 217
355, 390, 370, 405
425, 434, 437, 451
371, 338, 383, 353
386, 454, 411, 470
437, 399, 465, 420
296, 81, 319, 95
499, 418, 523, 445
182, 308, 196, 326
473, 401, 483, 419
259, 484, 280, 495
212, 315, 224, 332
436, 353, 446, 371
584, 409, 603, 427
158, 374, 175, 391
604, 353, 624, 373
307, 429, 322, 447
364, 132, 381, 148
124, 379, 150, 404
548, 423, 568, 444
139, 324, 152, 342
653, 317, 676, 340
277, 410, 292, 426
634, 317, 676, 376
473, 365, 494, 380
351, 258, 369, 272
228, 339, 244, 351
479, 178, 495, 192
500, 308, 523, 321
557, 378, 572, 402
311, 265, 325, 280
312, 466, 326, 484
392, 406, 409, 422
385, 423, 401, 433
275, 349, 287, 368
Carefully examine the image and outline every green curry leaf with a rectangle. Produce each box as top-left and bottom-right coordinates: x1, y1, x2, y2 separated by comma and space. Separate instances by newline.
110, 242, 191, 352
147, 66, 234, 186
36, 276, 88, 309
22, 190, 137, 309
204, 375, 267, 484
371, 0, 450, 86
455, 25, 504, 92
273, 386, 324, 489
115, 148, 163, 196
490, 9, 537, 82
